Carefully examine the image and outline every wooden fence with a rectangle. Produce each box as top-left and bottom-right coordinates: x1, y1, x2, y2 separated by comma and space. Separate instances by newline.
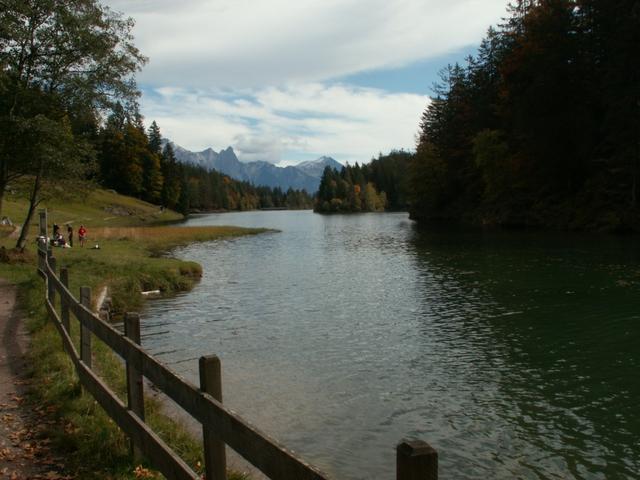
36, 209, 438, 480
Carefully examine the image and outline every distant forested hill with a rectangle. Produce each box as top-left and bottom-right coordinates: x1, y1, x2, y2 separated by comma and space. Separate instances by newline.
315, 151, 412, 213
410, 0, 640, 232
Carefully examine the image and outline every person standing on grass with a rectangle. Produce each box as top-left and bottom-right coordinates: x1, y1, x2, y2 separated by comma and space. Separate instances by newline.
67, 225, 73, 247
78, 225, 87, 247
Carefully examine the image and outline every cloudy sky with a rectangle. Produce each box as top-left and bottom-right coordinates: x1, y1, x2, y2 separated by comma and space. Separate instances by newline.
104, 0, 507, 165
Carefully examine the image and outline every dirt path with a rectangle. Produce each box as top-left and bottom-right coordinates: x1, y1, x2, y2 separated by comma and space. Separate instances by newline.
0, 278, 70, 480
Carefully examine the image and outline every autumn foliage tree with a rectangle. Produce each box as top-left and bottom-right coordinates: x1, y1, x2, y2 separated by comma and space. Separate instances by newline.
315, 151, 411, 213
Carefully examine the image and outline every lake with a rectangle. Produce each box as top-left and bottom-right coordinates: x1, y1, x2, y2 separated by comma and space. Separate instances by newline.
141, 210, 640, 479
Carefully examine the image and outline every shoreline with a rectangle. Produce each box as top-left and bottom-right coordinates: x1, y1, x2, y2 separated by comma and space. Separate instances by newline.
146, 383, 268, 480
0, 220, 270, 479
188, 207, 312, 216
97, 224, 275, 478
137, 226, 271, 479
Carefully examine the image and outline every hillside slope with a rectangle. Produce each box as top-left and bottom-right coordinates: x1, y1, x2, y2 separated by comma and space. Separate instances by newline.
1, 182, 183, 234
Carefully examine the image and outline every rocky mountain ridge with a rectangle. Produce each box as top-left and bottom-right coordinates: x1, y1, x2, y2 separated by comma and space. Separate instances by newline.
168, 142, 342, 193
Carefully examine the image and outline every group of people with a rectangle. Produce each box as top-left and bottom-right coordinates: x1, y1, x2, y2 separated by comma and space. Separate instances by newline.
52, 223, 86, 247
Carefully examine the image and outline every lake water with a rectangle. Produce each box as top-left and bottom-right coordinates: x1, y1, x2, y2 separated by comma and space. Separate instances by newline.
142, 210, 640, 479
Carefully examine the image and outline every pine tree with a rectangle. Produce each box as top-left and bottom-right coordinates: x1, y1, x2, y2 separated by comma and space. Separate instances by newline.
409, 0, 640, 229
161, 143, 182, 208
148, 121, 163, 155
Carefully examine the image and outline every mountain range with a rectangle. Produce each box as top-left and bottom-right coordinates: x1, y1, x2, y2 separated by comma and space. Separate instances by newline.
168, 142, 342, 193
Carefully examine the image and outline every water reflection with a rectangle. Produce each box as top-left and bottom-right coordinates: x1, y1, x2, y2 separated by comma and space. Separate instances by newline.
142, 212, 640, 479
408, 231, 640, 478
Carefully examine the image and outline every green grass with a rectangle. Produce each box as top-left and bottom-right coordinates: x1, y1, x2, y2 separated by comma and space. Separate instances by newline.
41, 225, 267, 316
0, 186, 262, 479
2, 178, 183, 229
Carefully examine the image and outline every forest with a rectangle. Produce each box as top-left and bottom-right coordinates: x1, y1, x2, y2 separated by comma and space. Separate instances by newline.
98, 116, 313, 213
410, 0, 640, 231
3, 1, 639, 236
315, 150, 412, 212
0, 0, 312, 252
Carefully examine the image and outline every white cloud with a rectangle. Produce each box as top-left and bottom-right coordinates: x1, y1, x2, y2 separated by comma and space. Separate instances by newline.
233, 135, 286, 163
141, 84, 428, 164
104, 0, 506, 164
105, 0, 507, 88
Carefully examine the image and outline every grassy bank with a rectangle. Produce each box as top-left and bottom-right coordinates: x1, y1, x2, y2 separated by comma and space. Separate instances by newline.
2, 179, 184, 229
0, 188, 267, 479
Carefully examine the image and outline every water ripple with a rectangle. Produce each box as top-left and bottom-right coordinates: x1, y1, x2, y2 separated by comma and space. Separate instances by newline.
141, 212, 640, 480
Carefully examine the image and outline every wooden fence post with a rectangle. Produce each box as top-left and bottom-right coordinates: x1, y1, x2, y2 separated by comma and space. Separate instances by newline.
38, 209, 47, 237
396, 440, 438, 480
125, 312, 145, 461
79, 286, 92, 368
60, 267, 70, 332
199, 355, 226, 480
48, 256, 57, 307
37, 237, 46, 271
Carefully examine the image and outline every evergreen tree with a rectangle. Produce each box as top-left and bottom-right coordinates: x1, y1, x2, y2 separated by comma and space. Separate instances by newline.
410, 0, 640, 230
148, 121, 162, 155
314, 152, 411, 213
161, 143, 182, 209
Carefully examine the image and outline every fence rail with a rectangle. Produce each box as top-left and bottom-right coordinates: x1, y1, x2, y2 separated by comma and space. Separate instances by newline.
36, 209, 438, 480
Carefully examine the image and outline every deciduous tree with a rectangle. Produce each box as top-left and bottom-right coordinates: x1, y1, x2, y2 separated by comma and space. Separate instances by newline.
0, 0, 146, 237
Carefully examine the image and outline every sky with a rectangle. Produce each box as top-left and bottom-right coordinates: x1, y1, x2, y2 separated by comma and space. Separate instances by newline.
104, 0, 508, 166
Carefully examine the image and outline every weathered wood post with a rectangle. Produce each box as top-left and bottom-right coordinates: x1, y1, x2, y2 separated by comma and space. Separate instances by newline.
38, 209, 47, 237
37, 210, 48, 272
60, 267, 70, 332
37, 238, 44, 270
79, 286, 92, 368
199, 355, 226, 480
396, 440, 438, 480
124, 312, 145, 460
47, 256, 57, 307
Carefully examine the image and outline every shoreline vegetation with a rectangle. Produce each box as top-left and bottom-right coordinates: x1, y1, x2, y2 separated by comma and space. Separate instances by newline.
314, 151, 411, 214
0, 187, 266, 479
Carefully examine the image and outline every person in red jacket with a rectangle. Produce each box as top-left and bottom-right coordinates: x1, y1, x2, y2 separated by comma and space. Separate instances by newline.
78, 225, 87, 247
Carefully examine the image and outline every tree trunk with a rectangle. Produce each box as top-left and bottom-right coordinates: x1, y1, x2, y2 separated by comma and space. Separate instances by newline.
0, 181, 5, 218
15, 168, 42, 251
635, 118, 640, 209
0, 157, 8, 218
